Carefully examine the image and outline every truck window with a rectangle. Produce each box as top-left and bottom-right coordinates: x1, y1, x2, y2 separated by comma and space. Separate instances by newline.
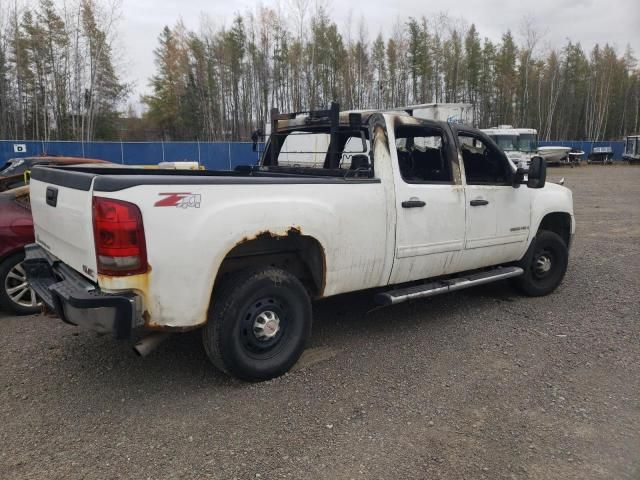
395, 126, 452, 183
267, 129, 370, 173
458, 134, 511, 185
339, 136, 371, 169
278, 132, 330, 168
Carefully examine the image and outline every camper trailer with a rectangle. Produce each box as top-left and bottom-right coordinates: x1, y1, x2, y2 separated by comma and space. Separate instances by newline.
482, 126, 538, 169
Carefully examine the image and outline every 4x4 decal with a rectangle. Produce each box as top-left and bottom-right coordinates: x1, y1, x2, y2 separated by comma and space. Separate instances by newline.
155, 193, 201, 209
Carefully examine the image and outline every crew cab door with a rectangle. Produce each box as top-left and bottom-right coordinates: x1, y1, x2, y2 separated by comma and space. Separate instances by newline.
456, 130, 531, 270
389, 122, 466, 284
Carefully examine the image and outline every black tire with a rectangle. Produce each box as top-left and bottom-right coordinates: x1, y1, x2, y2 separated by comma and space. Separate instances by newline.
0, 252, 41, 315
202, 267, 312, 381
513, 230, 569, 297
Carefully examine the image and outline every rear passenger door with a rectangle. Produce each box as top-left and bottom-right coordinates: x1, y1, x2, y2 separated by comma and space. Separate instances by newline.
457, 130, 531, 270
389, 123, 466, 284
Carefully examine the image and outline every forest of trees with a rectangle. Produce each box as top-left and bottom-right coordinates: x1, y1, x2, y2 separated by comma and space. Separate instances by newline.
1, 0, 639, 142
0, 0, 126, 142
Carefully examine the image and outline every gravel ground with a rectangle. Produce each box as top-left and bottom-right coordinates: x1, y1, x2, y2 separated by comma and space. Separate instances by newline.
1, 165, 639, 480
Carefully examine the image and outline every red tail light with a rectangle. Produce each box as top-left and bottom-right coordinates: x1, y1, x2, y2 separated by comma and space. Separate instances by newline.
92, 197, 148, 276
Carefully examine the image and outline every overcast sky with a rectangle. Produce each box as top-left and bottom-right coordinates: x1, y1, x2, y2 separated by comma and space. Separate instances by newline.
119, 0, 640, 104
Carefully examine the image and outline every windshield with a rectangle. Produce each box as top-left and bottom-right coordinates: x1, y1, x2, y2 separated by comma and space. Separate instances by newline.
489, 135, 518, 151
0, 159, 28, 176
518, 134, 538, 153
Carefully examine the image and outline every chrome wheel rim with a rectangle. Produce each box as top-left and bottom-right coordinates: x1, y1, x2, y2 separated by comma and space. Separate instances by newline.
5, 262, 40, 309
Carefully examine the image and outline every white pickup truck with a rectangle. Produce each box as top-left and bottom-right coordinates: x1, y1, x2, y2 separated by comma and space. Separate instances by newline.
24, 104, 574, 381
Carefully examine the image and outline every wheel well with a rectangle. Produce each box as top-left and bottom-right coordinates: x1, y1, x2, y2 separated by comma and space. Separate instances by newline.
214, 229, 326, 298
538, 212, 571, 246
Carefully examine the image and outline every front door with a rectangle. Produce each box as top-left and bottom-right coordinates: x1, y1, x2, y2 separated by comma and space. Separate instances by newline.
457, 131, 531, 271
389, 122, 466, 284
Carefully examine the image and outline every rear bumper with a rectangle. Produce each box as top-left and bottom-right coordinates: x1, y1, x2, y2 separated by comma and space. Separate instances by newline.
23, 244, 140, 339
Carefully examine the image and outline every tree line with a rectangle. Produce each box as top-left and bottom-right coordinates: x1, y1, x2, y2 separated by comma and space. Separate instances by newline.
0, 0, 126, 142
1, 1, 639, 142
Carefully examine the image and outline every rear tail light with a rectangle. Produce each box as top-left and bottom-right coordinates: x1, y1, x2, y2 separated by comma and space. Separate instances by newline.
92, 197, 148, 276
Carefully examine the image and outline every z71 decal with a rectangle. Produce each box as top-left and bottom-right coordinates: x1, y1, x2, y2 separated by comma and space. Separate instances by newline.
155, 193, 202, 209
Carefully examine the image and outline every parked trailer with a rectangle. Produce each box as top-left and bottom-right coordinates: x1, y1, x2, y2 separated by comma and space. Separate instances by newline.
404, 103, 474, 126
481, 126, 538, 169
588, 147, 614, 165
623, 135, 640, 164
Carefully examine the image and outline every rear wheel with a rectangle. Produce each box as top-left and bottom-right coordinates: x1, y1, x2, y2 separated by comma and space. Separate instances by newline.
513, 230, 569, 297
0, 252, 41, 315
203, 267, 312, 381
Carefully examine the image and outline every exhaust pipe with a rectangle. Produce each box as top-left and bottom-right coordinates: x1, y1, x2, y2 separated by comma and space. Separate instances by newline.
133, 332, 170, 357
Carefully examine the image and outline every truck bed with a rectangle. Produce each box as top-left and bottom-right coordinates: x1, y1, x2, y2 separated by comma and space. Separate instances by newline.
31, 165, 379, 193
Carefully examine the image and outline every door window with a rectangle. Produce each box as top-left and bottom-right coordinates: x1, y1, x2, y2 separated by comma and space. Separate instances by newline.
458, 134, 511, 185
395, 126, 452, 183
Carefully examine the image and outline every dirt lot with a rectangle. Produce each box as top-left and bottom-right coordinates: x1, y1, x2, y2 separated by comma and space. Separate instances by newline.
1, 165, 639, 479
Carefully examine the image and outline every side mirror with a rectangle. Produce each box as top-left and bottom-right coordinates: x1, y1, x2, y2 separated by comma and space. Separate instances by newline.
527, 156, 546, 189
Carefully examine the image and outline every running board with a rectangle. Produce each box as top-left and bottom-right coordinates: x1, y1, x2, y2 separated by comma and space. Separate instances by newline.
375, 266, 524, 306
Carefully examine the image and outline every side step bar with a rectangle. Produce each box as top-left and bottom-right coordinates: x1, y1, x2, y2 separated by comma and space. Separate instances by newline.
375, 266, 524, 306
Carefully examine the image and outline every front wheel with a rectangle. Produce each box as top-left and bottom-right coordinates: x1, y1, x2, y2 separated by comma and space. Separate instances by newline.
513, 231, 569, 297
203, 267, 312, 381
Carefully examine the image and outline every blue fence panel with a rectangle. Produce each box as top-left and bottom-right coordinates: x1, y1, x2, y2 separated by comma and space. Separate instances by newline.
0, 140, 77, 164
40, 140, 85, 158
538, 141, 625, 160
83, 142, 123, 163
121, 142, 164, 166
230, 142, 261, 169
4, 139, 624, 169
163, 142, 200, 163
200, 143, 231, 170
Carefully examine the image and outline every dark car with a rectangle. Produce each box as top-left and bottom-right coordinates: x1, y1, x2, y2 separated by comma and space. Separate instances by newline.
0, 156, 113, 315
0, 186, 40, 314
0, 156, 108, 179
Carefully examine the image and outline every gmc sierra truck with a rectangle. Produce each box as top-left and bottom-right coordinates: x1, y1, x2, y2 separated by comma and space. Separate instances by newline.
24, 103, 574, 381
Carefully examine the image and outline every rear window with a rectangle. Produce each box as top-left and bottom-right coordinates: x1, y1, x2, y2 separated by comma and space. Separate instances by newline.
276, 132, 369, 169
262, 128, 372, 177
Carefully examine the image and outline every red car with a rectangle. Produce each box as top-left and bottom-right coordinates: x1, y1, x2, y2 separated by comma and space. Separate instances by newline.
0, 186, 39, 314
0, 156, 111, 315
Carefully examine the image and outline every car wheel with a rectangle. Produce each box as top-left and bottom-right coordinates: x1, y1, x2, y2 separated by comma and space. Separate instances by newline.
203, 267, 312, 381
0, 252, 42, 315
513, 231, 569, 297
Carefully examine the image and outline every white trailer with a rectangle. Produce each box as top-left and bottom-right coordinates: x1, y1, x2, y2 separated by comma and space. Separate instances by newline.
482, 126, 539, 169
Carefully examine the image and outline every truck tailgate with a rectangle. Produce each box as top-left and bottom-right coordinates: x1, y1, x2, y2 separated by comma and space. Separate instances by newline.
30, 177, 97, 281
